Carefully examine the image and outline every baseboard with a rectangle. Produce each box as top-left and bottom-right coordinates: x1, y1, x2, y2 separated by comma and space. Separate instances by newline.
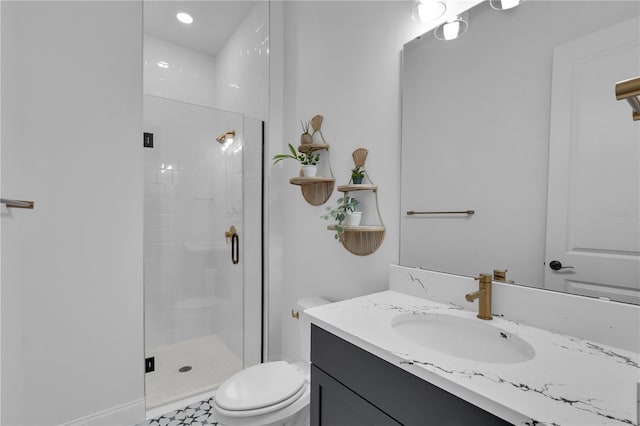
62, 398, 146, 426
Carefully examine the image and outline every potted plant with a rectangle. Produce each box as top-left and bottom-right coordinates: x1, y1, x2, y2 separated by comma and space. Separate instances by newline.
273, 143, 320, 177
300, 120, 312, 145
351, 166, 365, 184
321, 196, 361, 240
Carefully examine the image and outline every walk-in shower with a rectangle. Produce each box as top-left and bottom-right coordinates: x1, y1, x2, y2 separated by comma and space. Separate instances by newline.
142, 0, 267, 412
143, 95, 263, 410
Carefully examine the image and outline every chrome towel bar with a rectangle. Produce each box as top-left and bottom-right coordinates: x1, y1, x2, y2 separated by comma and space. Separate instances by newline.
406, 210, 474, 215
1, 198, 35, 209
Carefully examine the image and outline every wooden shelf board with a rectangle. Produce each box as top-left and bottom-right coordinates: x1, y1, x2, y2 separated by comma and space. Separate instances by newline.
290, 177, 335, 186
326, 225, 385, 232
337, 184, 377, 192
298, 144, 329, 153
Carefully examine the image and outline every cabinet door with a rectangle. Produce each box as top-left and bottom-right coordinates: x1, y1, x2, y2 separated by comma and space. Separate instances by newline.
311, 365, 401, 426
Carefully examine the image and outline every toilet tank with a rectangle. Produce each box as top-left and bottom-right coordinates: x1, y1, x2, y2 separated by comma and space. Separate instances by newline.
297, 297, 330, 362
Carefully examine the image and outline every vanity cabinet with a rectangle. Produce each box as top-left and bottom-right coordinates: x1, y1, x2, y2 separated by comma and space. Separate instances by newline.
310, 325, 512, 426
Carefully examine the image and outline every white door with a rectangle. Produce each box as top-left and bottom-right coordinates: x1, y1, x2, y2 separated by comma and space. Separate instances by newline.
545, 18, 640, 304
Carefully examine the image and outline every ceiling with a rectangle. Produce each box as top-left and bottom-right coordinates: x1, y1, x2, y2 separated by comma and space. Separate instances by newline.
143, 1, 258, 57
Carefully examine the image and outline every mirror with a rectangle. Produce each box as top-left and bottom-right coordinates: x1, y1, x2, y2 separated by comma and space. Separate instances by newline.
400, 1, 639, 304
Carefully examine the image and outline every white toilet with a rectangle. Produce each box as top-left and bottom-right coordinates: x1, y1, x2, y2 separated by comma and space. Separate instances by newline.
212, 297, 330, 426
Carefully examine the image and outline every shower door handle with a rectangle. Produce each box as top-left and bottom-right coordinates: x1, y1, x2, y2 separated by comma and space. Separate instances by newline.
225, 226, 239, 265
231, 233, 239, 265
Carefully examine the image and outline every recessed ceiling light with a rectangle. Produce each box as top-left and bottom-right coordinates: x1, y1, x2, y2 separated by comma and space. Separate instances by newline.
176, 12, 193, 24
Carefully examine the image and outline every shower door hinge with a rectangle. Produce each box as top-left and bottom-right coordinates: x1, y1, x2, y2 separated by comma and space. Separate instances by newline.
143, 132, 154, 148
145, 356, 155, 373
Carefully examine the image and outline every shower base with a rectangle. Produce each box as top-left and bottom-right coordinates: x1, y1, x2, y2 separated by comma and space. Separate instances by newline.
145, 334, 242, 410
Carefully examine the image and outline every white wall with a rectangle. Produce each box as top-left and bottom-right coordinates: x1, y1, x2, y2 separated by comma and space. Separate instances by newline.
268, 1, 435, 362
144, 35, 218, 108
144, 0, 269, 122
1, 2, 144, 425
215, 1, 269, 121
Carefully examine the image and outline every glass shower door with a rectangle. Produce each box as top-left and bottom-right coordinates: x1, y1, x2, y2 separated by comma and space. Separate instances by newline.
143, 95, 245, 409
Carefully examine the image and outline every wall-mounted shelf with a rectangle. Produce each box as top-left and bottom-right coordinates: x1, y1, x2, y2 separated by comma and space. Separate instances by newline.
337, 184, 377, 192
298, 143, 330, 153
327, 225, 385, 232
329, 148, 385, 256
288, 135, 335, 206
327, 225, 386, 256
290, 176, 336, 206
290, 177, 335, 185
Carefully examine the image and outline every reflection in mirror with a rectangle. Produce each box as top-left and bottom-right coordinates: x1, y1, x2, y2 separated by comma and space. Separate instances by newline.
400, 1, 639, 304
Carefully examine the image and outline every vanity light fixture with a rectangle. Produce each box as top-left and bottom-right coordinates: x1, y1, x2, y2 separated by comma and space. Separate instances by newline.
434, 13, 468, 41
176, 12, 194, 24
411, 0, 447, 23
615, 76, 640, 121
489, 0, 525, 11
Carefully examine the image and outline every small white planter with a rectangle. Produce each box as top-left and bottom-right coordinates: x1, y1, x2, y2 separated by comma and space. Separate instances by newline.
346, 211, 362, 226
301, 165, 318, 177
312, 131, 324, 144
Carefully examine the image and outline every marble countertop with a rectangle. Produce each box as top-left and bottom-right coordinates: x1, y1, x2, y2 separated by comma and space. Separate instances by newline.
304, 290, 639, 426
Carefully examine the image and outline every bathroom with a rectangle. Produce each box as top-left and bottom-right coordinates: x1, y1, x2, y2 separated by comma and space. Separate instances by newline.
1, 0, 638, 425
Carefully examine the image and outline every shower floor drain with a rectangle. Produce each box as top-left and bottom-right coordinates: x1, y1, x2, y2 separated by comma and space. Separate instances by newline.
178, 366, 192, 373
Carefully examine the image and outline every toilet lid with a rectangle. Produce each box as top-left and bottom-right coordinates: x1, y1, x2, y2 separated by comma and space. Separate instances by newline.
215, 361, 306, 411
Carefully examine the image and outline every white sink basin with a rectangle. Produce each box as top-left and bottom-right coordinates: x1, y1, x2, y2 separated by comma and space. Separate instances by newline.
391, 313, 535, 364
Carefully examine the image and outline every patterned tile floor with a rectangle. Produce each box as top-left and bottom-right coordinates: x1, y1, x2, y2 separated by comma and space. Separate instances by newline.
138, 397, 218, 426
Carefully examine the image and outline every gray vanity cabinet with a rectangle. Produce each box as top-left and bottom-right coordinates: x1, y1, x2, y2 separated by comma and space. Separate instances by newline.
310, 325, 512, 426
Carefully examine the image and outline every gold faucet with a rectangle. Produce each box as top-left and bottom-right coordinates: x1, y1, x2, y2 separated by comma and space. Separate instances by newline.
465, 273, 493, 320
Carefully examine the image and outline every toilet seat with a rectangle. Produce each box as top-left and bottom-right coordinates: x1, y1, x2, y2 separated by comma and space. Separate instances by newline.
214, 361, 306, 417
215, 384, 306, 417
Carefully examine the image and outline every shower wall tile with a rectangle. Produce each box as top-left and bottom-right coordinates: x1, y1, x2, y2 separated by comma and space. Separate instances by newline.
144, 35, 217, 108
144, 214, 162, 230
160, 214, 176, 229
214, 2, 269, 120
157, 169, 173, 185
145, 167, 158, 183
171, 170, 182, 185
145, 199, 162, 214
145, 155, 164, 170
164, 185, 178, 199
145, 244, 162, 261
145, 183, 164, 199
144, 231, 163, 246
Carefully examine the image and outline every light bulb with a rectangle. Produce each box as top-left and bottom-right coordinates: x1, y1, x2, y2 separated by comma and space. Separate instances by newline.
417, 0, 446, 22
490, 0, 524, 10
443, 20, 460, 40
434, 14, 468, 41
176, 12, 193, 24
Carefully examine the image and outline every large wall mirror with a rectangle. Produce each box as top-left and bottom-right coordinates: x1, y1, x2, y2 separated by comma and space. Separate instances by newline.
400, 1, 639, 304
